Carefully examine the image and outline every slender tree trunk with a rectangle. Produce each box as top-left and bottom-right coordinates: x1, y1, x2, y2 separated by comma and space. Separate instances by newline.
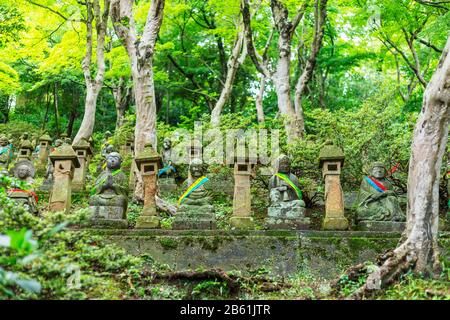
351, 36, 450, 299
210, 31, 246, 127
53, 82, 60, 137
73, 0, 110, 145
41, 86, 51, 131
294, 0, 328, 136
255, 74, 266, 123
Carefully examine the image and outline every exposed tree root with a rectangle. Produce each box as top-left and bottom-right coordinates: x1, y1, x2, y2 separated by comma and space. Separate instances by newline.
333, 241, 421, 300
144, 269, 291, 295
155, 195, 177, 215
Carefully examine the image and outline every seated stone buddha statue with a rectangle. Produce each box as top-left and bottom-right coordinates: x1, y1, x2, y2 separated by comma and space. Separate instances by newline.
89, 152, 128, 225
356, 161, 405, 225
172, 158, 216, 229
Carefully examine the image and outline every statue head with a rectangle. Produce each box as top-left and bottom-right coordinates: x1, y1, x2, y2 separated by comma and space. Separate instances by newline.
16, 164, 32, 180
64, 137, 72, 145
189, 158, 203, 178
276, 154, 291, 174
106, 152, 122, 170
54, 139, 63, 148
105, 145, 115, 154
371, 162, 386, 179
0, 135, 8, 146
22, 132, 29, 140
163, 138, 172, 150
104, 131, 112, 139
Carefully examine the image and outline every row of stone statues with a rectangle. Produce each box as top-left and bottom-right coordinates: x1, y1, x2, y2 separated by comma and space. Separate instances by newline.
1, 130, 408, 232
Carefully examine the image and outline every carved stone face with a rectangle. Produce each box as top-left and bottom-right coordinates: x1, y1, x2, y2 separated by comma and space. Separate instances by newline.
189, 159, 203, 178
163, 139, 171, 150
17, 165, 30, 179
106, 153, 121, 170
0, 139, 8, 146
277, 155, 291, 174
371, 166, 386, 179
54, 139, 63, 148
105, 145, 115, 154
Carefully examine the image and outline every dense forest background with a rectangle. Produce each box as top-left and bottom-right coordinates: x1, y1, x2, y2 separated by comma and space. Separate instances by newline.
0, 0, 449, 300
1, 0, 449, 195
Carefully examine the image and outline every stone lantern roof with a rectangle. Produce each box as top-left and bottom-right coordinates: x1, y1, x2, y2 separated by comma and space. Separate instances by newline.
49, 144, 81, 168
135, 143, 163, 170
319, 140, 345, 168
20, 139, 34, 150
72, 138, 93, 155
39, 133, 52, 142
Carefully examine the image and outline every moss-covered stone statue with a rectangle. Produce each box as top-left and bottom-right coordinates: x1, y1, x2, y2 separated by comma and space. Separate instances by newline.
0, 134, 12, 170
89, 152, 128, 228
40, 139, 63, 192
355, 162, 405, 231
265, 154, 310, 229
7, 160, 38, 215
172, 158, 216, 229
158, 137, 177, 193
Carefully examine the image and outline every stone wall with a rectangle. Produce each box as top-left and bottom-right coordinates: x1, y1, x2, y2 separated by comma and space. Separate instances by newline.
84, 229, 450, 279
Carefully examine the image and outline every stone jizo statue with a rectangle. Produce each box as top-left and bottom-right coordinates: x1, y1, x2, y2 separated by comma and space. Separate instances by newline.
159, 137, 176, 178
172, 158, 216, 229
89, 152, 128, 224
7, 160, 38, 215
266, 154, 309, 229
356, 162, 405, 223
0, 134, 12, 170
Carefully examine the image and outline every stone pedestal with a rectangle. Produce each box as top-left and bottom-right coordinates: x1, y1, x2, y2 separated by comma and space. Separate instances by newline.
136, 174, 160, 228
89, 205, 128, 228
356, 220, 406, 232
319, 142, 348, 230
49, 145, 80, 212
172, 210, 217, 230
72, 139, 93, 192
134, 144, 162, 229
230, 163, 254, 229
323, 174, 348, 230
266, 201, 310, 230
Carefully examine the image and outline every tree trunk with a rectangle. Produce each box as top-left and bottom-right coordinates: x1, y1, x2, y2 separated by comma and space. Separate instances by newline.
113, 76, 131, 130
210, 31, 246, 127
73, 0, 110, 145
294, 0, 328, 137
351, 36, 450, 299
53, 82, 60, 137
241, 0, 308, 142
74, 84, 100, 142
111, 0, 165, 201
255, 74, 266, 123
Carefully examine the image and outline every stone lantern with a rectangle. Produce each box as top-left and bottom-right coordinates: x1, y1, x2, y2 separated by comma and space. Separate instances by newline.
72, 138, 93, 192
134, 143, 163, 229
17, 139, 34, 161
49, 144, 80, 212
38, 133, 52, 163
121, 137, 134, 157
319, 140, 348, 230
229, 155, 258, 229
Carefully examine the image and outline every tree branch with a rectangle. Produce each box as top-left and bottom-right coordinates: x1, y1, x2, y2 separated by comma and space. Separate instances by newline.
241, 0, 272, 78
